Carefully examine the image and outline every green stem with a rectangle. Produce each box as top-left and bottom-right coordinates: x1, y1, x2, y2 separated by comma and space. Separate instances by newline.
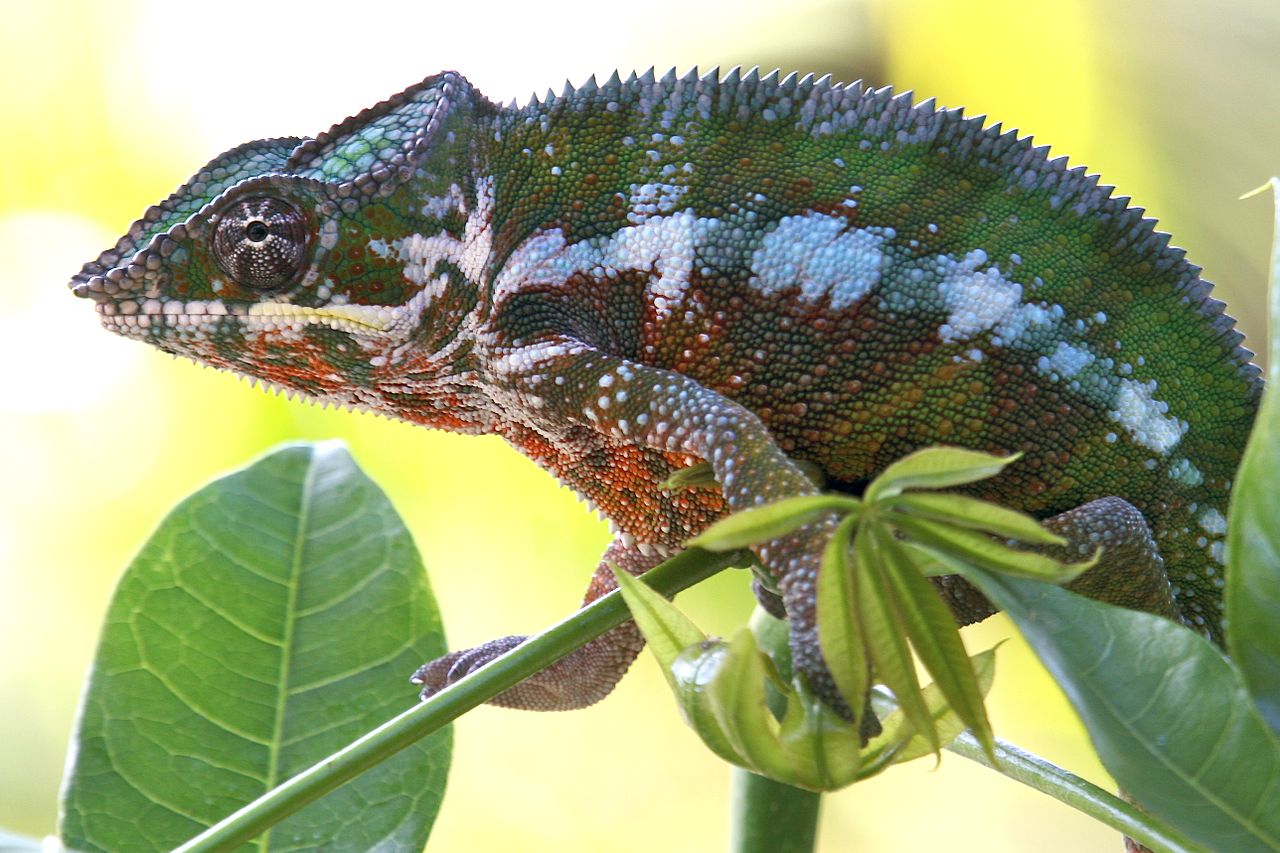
945, 732, 1208, 853
729, 768, 822, 853
728, 607, 823, 853
174, 547, 746, 853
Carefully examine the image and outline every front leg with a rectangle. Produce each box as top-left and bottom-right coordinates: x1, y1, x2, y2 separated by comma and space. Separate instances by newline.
493, 342, 849, 711
412, 537, 665, 709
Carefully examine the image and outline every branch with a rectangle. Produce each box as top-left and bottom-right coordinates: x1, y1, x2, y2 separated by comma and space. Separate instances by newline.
944, 731, 1208, 853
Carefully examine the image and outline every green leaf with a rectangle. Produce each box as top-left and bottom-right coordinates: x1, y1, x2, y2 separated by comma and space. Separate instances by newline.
887, 492, 1065, 546
611, 563, 706, 687
955, 569, 1280, 853
816, 514, 867, 720
707, 631, 807, 780
662, 459, 827, 491
774, 676, 863, 787
866, 646, 998, 766
670, 640, 755, 767
660, 461, 720, 490
60, 443, 451, 852
895, 514, 1091, 583
689, 495, 860, 551
1226, 176, 1280, 734
853, 528, 938, 755
653, 607, 870, 790
875, 529, 995, 758
646, 597, 999, 791
863, 446, 1019, 502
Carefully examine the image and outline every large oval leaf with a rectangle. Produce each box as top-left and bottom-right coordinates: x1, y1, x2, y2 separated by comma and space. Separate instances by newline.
60, 442, 451, 851
958, 569, 1280, 853
1226, 177, 1280, 734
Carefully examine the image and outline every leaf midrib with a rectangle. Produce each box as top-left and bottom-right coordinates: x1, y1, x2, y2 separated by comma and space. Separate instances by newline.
260, 453, 318, 851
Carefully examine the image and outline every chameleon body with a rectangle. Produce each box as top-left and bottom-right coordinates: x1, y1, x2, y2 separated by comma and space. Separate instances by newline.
71, 69, 1260, 713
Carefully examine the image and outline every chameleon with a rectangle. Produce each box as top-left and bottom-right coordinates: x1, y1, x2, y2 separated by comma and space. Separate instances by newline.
69, 68, 1260, 716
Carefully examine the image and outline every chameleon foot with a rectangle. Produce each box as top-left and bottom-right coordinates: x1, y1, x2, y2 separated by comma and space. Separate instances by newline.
412, 622, 644, 711
411, 635, 526, 700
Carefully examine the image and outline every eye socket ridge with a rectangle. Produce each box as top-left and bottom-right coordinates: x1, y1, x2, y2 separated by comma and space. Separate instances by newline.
212, 196, 310, 290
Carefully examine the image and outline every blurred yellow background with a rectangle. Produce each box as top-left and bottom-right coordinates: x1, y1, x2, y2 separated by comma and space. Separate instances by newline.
3, 0, 1277, 849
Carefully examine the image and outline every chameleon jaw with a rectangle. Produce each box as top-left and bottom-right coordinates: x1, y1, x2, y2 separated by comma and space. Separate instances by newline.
244, 301, 400, 332
94, 298, 402, 336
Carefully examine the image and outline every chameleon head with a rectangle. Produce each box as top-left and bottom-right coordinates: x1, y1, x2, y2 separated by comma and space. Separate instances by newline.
68, 72, 486, 414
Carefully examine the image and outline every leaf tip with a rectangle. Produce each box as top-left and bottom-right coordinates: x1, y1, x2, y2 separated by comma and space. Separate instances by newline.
1239, 178, 1279, 201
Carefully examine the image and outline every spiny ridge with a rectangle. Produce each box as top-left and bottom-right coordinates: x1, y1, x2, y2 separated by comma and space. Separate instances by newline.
509, 65, 1259, 391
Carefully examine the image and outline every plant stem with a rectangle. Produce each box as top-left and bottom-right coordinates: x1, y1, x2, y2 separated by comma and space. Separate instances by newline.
729, 768, 822, 853
174, 547, 747, 853
945, 732, 1208, 853
729, 607, 823, 853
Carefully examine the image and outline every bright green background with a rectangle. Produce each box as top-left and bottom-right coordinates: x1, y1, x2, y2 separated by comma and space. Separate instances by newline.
2, 0, 1277, 849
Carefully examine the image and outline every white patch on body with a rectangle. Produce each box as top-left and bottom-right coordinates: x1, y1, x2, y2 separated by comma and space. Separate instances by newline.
319, 218, 340, 250
931, 250, 1060, 347
926, 246, 1188, 459
748, 212, 887, 310
1198, 507, 1227, 537
937, 250, 1021, 343
1108, 379, 1188, 455
420, 183, 466, 219
1168, 458, 1204, 487
385, 175, 497, 306
628, 182, 688, 224
613, 211, 707, 314
399, 234, 463, 299
1040, 341, 1095, 379
493, 208, 718, 320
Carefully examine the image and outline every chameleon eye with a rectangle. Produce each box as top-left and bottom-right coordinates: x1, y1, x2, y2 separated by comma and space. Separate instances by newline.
211, 196, 309, 290
244, 219, 270, 243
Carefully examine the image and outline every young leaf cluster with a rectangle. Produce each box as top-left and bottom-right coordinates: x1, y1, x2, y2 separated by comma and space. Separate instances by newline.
689, 446, 1089, 766
611, 565, 996, 791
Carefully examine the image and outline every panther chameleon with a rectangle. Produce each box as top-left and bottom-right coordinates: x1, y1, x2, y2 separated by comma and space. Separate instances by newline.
69, 68, 1260, 715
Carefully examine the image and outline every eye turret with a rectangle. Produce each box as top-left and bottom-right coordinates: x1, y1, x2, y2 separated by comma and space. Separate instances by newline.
211, 196, 309, 290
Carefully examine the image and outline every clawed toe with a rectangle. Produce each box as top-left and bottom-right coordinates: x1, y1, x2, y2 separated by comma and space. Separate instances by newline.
410, 635, 529, 701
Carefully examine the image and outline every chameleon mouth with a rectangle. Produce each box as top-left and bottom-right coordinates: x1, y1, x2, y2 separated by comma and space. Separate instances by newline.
94, 298, 399, 335
246, 301, 398, 331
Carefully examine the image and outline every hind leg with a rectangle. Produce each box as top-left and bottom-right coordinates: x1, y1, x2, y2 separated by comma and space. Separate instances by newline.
934, 496, 1179, 627
1045, 497, 1178, 619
